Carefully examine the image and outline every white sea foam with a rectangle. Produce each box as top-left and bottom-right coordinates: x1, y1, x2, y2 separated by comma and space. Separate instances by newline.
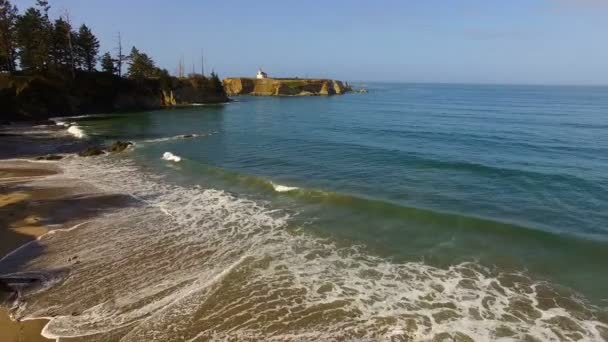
67, 125, 86, 139
53, 120, 69, 127
161, 152, 181, 162
2, 156, 605, 341
272, 182, 299, 192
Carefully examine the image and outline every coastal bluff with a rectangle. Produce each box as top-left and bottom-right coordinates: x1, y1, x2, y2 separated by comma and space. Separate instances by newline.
223, 78, 352, 96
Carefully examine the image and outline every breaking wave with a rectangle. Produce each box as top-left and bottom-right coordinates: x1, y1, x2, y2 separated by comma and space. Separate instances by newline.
271, 182, 299, 193
66, 125, 86, 139
1, 156, 606, 341
162, 152, 182, 162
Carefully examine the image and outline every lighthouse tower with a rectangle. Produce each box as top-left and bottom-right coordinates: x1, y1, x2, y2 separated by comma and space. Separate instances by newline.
256, 68, 268, 79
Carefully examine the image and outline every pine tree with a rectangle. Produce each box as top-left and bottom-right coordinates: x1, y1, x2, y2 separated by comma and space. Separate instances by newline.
49, 17, 72, 70
127, 46, 158, 79
75, 24, 99, 72
100, 52, 115, 74
0, 0, 18, 72
210, 71, 223, 94
16, 7, 49, 71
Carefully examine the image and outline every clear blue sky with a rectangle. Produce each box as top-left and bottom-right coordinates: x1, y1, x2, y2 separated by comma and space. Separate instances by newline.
13, 0, 608, 84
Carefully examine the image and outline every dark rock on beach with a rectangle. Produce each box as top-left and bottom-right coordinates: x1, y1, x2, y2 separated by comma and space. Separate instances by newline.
108, 141, 133, 153
0, 279, 15, 303
35, 154, 64, 161
78, 146, 105, 157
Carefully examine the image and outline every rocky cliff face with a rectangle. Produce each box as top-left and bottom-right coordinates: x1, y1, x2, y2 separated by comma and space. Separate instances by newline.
160, 76, 228, 106
0, 73, 229, 122
223, 78, 351, 96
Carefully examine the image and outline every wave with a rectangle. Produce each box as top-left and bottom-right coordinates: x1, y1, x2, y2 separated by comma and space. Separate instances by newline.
1, 156, 605, 341
179, 161, 602, 242
143, 132, 217, 143
162, 152, 181, 162
66, 125, 86, 139
271, 182, 299, 192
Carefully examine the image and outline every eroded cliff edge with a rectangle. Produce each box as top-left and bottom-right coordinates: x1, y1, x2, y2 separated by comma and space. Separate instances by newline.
0, 73, 228, 122
223, 78, 351, 96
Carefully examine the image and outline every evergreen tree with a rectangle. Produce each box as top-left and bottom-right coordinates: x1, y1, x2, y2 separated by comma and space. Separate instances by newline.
210, 71, 223, 94
127, 46, 158, 79
49, 17, 73, 70
0, 0, 18, 72
75, 24, 99, 72
36, 0, 49, 17
100, 51, 115, 74
16, 7, 50, 71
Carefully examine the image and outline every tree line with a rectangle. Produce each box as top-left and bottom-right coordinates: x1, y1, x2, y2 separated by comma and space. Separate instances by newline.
0, 0, 222, 85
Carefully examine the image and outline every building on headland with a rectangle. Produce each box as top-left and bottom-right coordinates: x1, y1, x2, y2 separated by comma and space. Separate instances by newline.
256, 68, 268, 79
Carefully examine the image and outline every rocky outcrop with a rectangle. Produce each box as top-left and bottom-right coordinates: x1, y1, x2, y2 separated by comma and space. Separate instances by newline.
36, 154, 64, 160
160, 76, 229, 106
78, 146, 104, 157
223, 78, 351, 97
107, 141, 133, 153
0, 72, 229, 122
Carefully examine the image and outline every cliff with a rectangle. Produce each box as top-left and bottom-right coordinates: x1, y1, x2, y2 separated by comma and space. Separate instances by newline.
0, 72, 229, 122
223, 78, 351, 96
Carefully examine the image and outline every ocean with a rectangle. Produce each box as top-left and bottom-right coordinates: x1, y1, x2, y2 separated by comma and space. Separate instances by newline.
7, 83, 608, 340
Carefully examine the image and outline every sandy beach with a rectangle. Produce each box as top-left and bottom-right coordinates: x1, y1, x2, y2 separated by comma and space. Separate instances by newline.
0, 162, 59, 342
0, 156, 134, 342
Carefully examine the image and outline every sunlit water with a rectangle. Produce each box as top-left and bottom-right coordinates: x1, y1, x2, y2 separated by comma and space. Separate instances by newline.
3, 83, 608, 341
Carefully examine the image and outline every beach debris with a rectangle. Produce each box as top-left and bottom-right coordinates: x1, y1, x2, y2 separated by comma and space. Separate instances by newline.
36, 154, 64, 161
108, 141, 133, 153
78, 146, 105, 157
67, 256, 79, 262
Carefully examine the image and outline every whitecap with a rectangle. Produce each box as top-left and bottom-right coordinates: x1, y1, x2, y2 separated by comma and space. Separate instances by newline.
67, 125, 86, 139
272, 183, 299, 192
162, 152, 181, 162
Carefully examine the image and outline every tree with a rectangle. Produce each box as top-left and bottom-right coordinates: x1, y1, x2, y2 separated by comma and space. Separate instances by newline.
127, 46, 158, 79
75, 24, 99, 72
49, 17, 73, 69
16, 7, 50, 71
210, 71, 223, 94
100, 52, 115, 74
36, 0, 49, 17
0, 0, 18, 72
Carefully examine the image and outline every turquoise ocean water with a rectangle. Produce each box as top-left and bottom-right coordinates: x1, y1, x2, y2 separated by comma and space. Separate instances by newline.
13, 83, 608, 340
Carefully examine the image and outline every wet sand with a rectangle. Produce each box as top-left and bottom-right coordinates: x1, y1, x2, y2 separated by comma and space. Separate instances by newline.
0, 163, 58, 342
0, 159, 134, 342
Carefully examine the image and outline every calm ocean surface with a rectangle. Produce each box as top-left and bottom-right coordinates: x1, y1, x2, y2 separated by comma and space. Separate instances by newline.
19, 83, 608, 340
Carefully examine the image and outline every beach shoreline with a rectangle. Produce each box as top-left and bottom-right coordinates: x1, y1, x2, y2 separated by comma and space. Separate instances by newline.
1, 114, 608, 340
0, 157, 136, 342
0, 161, 60, 342
0, 122, 133, 341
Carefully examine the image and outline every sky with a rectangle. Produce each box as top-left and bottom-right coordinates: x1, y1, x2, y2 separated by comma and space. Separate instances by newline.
12, 0, 608, 85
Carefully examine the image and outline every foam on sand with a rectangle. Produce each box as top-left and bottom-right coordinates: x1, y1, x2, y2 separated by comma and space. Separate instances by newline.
162, 152, 181, 162
2, 156, 605, 341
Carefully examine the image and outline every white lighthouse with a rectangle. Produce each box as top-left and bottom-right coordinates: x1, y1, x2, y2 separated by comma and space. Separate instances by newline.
256, 68, 268, 79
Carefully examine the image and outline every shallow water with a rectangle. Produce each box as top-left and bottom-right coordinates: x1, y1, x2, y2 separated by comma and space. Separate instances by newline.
4, 83, 608, 341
